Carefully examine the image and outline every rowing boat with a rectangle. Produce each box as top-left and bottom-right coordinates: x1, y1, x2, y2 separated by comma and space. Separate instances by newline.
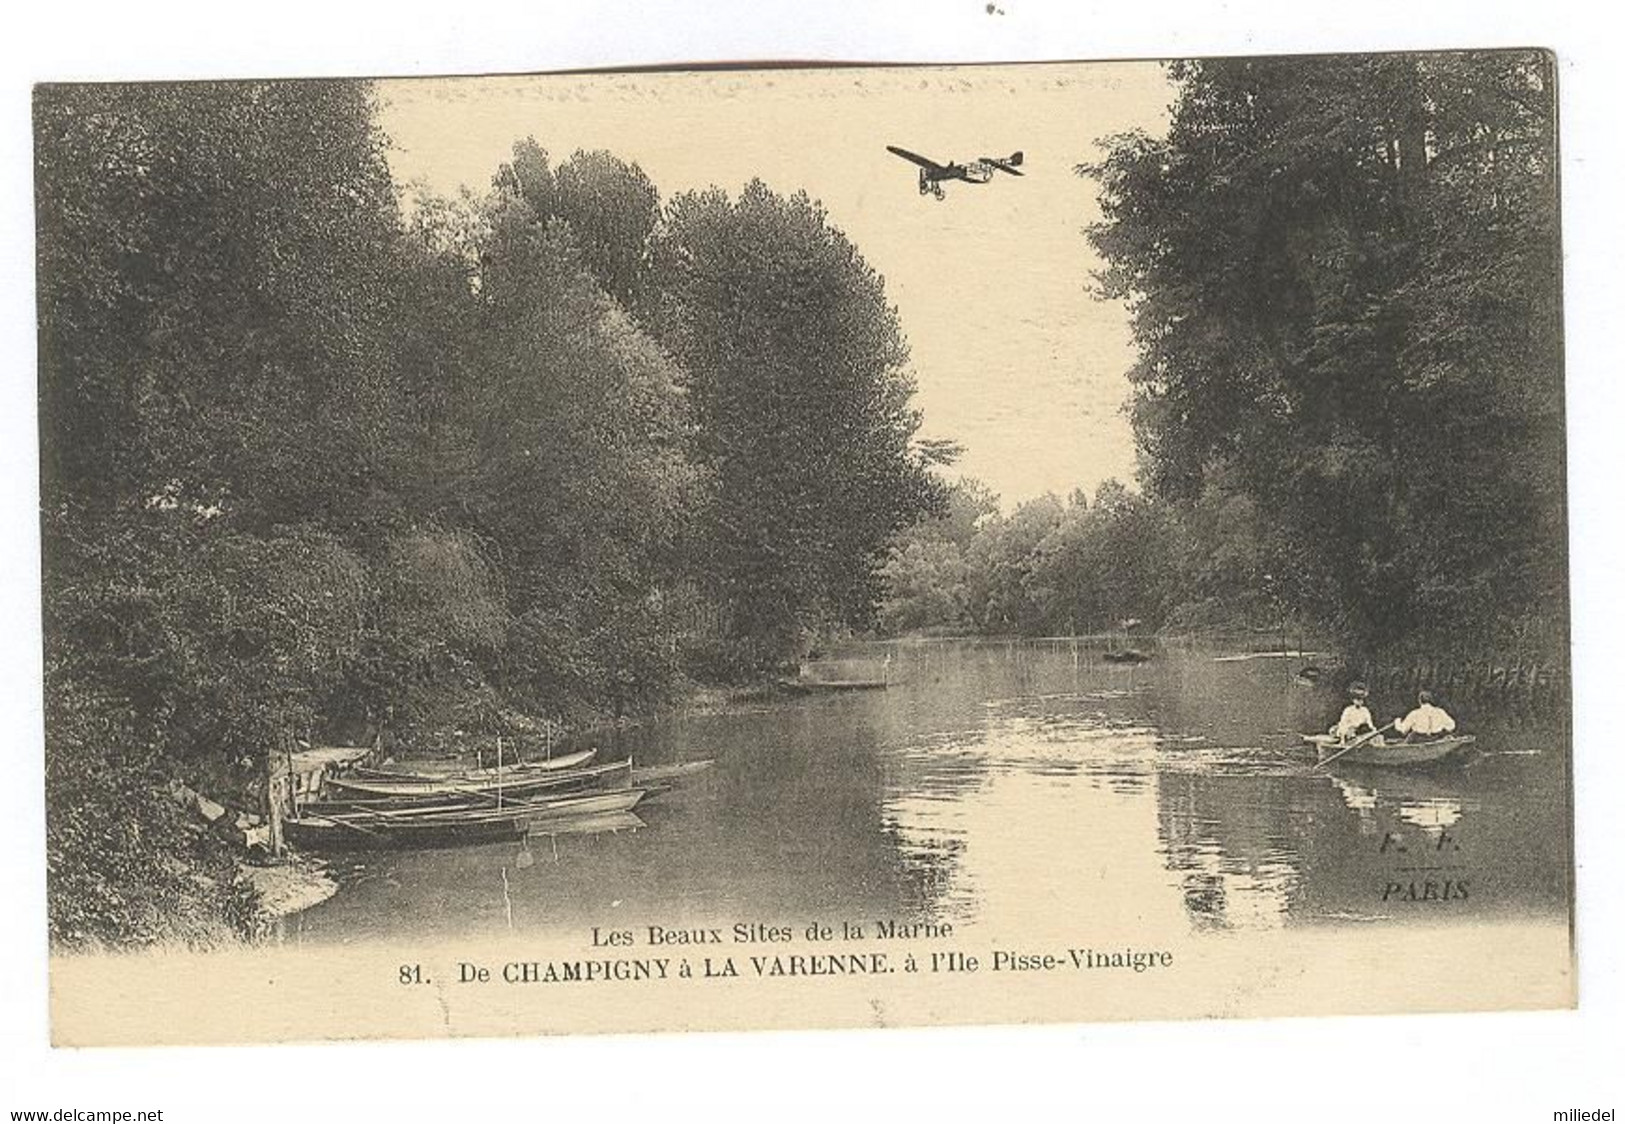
323, 757, 629, 800
630, 760, 716, 785
1302, 733, 1478, 768
349, 747, 596, 781
286, 811, 530, 848
338, 787, 646, 823
778, 678, 890, 693
287, 789, 648, 849
373, 787, 644, 821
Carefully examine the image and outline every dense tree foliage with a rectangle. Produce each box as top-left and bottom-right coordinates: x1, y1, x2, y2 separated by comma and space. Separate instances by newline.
36, 82, 423, 536
646, 182, 944, 667
461, 167, 696, 716
494, 140, 661, 308
37, 88, 937, 946
1084, 52, 1564, 655
880, 479, 1182, 636
878, 480, 996, 634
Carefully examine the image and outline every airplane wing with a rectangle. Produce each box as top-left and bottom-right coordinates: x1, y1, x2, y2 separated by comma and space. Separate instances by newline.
980, 155, 1024, 176
887, 145, 949, 172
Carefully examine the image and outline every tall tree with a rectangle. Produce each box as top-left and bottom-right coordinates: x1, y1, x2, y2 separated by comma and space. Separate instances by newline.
458, 185, 696, 715
647, 181, 942, 666
35, 80, 416, 536
1086, 52, 1563, 653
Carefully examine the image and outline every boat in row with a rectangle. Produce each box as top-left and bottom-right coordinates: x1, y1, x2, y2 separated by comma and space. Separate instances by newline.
286, 788, 648, 849
289, 749, 718, 850
1302, 733, 1478, 768
346, 747, 598, 781
323, 756, 628, 800
777, 677, 891, 693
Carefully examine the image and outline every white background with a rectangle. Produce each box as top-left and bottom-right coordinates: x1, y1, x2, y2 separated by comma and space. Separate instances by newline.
2, 2, 1620, 1119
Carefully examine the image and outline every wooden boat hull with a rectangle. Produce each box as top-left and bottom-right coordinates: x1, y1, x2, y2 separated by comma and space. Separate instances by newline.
324, 758, 629, 800
1304, 734, 1477, 767
530, 810, 645, 838
286, 812, 530, 849
630, 760, 716, 785
518, 788, 646, 821
779, 678, 889, 693
351, 747, 596, 780
303, 760, 633, 814
316, 786, 644, 823
288, 789, 647, 850
363, 787, 646, 824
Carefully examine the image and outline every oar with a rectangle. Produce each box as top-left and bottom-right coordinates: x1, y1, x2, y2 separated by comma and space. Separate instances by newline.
1314, 721, 1396, 771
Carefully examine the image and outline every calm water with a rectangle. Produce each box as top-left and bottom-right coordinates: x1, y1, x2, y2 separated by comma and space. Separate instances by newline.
287, 639, 1572, 945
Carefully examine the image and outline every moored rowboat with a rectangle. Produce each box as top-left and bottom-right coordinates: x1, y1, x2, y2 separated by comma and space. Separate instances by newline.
350, 747, 596, 781
349, 787, 646, 823
1302, 733, 1477, 768
778, 678, 890, 693
287, 788, 647, 849
286, 811, 530, 848
323, 757, 629, 800
630, 760, 716, 785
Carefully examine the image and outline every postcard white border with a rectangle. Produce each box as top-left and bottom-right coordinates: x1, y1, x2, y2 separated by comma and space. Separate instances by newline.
3, 1, 1621, 1119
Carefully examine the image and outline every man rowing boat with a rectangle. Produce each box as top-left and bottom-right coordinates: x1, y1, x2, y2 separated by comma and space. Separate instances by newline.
1394, 690, 1457, 741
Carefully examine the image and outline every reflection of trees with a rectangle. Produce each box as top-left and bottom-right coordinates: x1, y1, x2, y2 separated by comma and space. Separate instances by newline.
1157, 773, 1305, 930
1178, 867, 1229, 931
712, 713, 912, 916
637, 693, 997, 925
879, 746, 995, 922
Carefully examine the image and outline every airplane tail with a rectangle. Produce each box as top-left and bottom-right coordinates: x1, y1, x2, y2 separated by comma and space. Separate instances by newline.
1008, 151, 1024, 167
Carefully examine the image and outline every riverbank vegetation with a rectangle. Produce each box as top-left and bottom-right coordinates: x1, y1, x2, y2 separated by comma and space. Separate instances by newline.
879, 52, 1565, 669
36, 82, 941, 947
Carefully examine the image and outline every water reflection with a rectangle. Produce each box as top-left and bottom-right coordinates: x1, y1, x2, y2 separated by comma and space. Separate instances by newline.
1329, 773, 1476, 834
291, 639, 1570, 945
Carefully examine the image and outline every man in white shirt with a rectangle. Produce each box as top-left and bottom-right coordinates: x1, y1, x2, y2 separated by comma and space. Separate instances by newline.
1395, 690, 1457, 740
1330, 682, 1376, 742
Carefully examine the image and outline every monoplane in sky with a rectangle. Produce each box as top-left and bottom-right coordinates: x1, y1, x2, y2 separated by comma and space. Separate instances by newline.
885, 145, 1024, 200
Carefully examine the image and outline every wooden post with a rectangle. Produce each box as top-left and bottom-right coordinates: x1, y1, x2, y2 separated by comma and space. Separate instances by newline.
284, 728, 299, 820
266, 730, 290, 858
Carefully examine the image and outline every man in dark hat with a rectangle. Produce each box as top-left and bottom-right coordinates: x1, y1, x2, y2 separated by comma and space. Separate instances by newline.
1329, 681, 1377, 743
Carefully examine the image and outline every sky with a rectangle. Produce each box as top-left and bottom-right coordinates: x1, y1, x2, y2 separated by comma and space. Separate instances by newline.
377, 63, 1174, 507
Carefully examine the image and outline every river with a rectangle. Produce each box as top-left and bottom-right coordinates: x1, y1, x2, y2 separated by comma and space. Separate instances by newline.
286, 638, 1572, 947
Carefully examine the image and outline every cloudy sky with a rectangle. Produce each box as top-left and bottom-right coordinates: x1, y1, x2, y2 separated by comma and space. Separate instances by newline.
378, 63, 1174, 507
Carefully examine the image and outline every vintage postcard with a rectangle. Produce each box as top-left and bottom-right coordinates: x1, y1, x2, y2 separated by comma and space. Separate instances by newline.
36, 51, 1573, 1047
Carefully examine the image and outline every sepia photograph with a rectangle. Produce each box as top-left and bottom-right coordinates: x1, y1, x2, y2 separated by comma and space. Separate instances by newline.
32, 48, 1576, 1049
